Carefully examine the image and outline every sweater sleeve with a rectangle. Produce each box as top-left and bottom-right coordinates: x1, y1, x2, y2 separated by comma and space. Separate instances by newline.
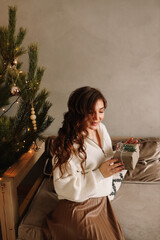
108, 169, 127, 200
53, 156, 104, 202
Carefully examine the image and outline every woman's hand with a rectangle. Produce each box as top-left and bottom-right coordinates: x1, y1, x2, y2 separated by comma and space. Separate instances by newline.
125, 137, 138, 144
116, 137, 140, 150
99, 158, 124, 178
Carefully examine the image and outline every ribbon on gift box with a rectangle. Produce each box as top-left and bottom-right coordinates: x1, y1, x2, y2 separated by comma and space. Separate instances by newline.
117, 143, 136, 166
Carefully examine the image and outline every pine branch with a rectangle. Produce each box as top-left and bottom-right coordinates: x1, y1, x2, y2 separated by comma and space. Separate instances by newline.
15, 47, 26, 58
34, 88, 50, 112
36, 67, 45, 82
0, 27, 8, 60
28, 44, 38, 84
15, 27, 27, 47
0, 83, 11, 108
13, 99, 30, 136
0, 116, 15, 141
123, 144, 136, 152
38, 115, 54, 133
8, 6, 16, 60
36, 101, 52, 126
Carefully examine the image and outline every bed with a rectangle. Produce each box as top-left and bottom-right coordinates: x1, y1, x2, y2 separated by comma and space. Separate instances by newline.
1, 137, 160, 240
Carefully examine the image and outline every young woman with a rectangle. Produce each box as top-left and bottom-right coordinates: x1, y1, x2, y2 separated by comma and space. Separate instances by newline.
43, 86, 137, 240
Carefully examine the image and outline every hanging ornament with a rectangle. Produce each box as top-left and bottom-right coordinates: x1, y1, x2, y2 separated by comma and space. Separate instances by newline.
10, 84, 20, 95
10, 67, 22, 96
12, 58, 18, 68
30, 104, 37, 131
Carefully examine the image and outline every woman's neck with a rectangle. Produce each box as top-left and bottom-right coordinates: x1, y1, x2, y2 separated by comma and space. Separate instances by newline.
87, 129, 102, 148
87, 129, 97, 138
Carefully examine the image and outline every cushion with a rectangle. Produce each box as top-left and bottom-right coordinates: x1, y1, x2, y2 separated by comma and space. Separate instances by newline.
112, 137, 160, 182
138, 138, 160, 162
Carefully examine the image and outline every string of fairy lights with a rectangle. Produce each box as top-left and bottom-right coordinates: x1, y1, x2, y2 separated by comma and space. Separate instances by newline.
0, 57, 40, 152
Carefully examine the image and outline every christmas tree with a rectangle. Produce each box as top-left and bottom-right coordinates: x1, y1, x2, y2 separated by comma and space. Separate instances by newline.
0, 6, 54, 175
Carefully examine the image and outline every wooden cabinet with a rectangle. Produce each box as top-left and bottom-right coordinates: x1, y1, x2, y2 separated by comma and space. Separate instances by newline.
0, 141, 45, 240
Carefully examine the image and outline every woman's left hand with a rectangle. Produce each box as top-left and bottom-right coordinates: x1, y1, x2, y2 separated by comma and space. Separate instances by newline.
116, 137, 140, 150
125, 137, 139, 145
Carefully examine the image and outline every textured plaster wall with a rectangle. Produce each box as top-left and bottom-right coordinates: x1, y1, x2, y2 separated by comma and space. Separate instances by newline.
1, 0, 160, 137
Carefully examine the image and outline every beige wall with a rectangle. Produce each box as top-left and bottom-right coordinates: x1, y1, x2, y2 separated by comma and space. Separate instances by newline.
1, 0, 160, 137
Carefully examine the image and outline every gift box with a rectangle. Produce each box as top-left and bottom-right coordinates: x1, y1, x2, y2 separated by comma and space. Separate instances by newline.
113, 143, 139, 170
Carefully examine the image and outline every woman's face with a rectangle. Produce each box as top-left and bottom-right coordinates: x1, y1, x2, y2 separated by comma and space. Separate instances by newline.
85, 99, 105, 132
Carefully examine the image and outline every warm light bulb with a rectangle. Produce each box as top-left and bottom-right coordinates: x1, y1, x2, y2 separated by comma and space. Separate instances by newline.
13, 59, 17, 65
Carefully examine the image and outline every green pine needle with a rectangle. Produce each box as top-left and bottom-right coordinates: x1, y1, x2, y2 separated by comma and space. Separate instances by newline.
123, 144, 136, 152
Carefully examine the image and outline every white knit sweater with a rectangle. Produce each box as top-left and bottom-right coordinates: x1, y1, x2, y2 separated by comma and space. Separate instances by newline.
53, 123, 126, 202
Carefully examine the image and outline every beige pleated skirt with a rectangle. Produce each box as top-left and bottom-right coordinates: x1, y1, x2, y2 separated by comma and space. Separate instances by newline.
42, 196, 125, 240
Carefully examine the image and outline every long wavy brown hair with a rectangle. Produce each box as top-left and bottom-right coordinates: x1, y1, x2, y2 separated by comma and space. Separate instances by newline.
51, 86, 107, 176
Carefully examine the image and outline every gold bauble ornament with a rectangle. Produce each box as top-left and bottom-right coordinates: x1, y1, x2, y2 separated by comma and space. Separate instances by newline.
11, 84, 20, 96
